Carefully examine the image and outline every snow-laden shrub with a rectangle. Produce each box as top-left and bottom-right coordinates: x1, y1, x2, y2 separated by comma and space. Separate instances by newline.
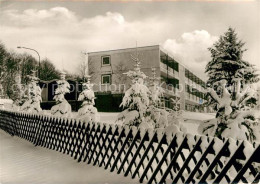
117, 55, 152, 128
145, 68, 168, 129
199, 79, 259, 143
20, 71, 42, 113
167, 98, 187, 133
77, 77, 99, 122
118, 64, 188, 133
51, 72, 71, 117
117, 75, 151, 127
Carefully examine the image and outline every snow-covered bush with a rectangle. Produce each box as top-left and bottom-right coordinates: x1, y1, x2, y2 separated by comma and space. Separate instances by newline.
77, 76, 99, 122
149, 68, 164, 108
51, 71, 71, 117
145, 68, 186, 132
20, 71, 42, 113
145, 68, 168, 129
12, 74, 22, 106
199, 79, 259, 142
12, 73, 27, 111
167, 98, 187, 133
117, 54, 152, 128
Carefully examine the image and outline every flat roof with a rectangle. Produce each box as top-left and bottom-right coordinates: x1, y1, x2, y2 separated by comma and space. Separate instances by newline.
88, 45, 160, 54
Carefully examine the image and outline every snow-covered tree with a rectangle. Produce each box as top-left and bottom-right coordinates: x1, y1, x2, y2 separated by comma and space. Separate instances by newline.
20, 70, 42, 113
167, 97, 187, 133
206, 27, 258, 87
11, 73, 24, 111
117, 53, 152, 128
149, 68, 164, 107
205, 27, 259, 109
13, 73, 24, 105
77, 75, 99, 122
199, 79, 259, 142
50, 71, 71, 117
146, 68, 168, 129
201, 28, 260, 143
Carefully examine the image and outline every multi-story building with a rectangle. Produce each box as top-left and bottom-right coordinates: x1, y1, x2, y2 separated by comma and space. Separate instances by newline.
88, 45, 207, 112
257, 86, 260, 110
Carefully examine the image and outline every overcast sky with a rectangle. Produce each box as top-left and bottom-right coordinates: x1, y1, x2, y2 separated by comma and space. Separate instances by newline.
0, 0, 259, 80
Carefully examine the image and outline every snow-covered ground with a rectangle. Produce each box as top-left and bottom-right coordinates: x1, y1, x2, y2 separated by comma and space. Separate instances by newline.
98, 111, 215, 135
0, 99, 13, 109
182, 111, 215, 135
0, 130, 139, 184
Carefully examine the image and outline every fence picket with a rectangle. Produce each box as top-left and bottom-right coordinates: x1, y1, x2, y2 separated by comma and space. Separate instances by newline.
231, 144, 260, 184
77, 123, 95, 162
140, 133, 166, 183
132, 132, 157, 179
99, 125, 119, 167
124, 130, 148, 177
159, 134, 187, 183
93, 125, 112, 166
104, 126, 125, 170
173, 137, 202, 183
117, 129, 140, 174
110, 128, 132, 172
87, 123, 106, 164
198, 139, 230, 183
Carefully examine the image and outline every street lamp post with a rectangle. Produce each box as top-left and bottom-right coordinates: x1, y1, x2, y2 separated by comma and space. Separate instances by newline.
17, 46, 41, 78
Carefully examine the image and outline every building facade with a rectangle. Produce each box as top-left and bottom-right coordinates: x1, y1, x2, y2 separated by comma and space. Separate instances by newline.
88, 45, 207, 112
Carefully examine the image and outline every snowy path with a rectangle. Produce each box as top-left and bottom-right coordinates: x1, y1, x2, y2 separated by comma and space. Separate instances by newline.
0, 130, 139, 184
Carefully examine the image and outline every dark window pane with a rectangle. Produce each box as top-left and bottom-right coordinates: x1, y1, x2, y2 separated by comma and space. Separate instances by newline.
102, 57, 110, 65
102, 75, 110, 84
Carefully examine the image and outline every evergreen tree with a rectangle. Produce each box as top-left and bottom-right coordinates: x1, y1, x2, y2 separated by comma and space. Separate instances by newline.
167, 97, 187, 133
206, 27, 258, 87
77, 75, 99, 122
117, 52, 151, 128
205, 27, 259, 110
201, 28, 259, 142
146, 68, 168, 129
199, 79, 259, 142
149, 68, 165, 107
51, 71, 72, 117
20, 70, 42, 113
12, 73, 23, 107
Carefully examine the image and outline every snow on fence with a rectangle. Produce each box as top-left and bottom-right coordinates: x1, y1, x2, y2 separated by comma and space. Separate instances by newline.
0, 109, 259, 184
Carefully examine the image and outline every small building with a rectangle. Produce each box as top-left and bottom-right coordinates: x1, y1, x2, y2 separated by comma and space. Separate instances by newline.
88, 45, 207, 112
39, 79, 82, 111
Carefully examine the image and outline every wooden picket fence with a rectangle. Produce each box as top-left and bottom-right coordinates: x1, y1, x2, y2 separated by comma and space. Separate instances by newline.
0, 109, 259, 184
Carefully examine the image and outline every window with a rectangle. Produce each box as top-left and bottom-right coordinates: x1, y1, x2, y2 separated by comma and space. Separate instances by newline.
102, 74, 111, 84
102, 56, 110, 66
173, 62, 179, 72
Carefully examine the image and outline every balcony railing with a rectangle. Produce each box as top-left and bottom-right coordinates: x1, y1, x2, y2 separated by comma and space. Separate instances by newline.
160, 62, 178, 79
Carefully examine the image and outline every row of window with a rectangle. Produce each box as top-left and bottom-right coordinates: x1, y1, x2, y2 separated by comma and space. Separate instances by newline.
161, 76, 179, 89
185, 84, 206, 99
185, 69, 206, 88
160, 58, 179, 72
